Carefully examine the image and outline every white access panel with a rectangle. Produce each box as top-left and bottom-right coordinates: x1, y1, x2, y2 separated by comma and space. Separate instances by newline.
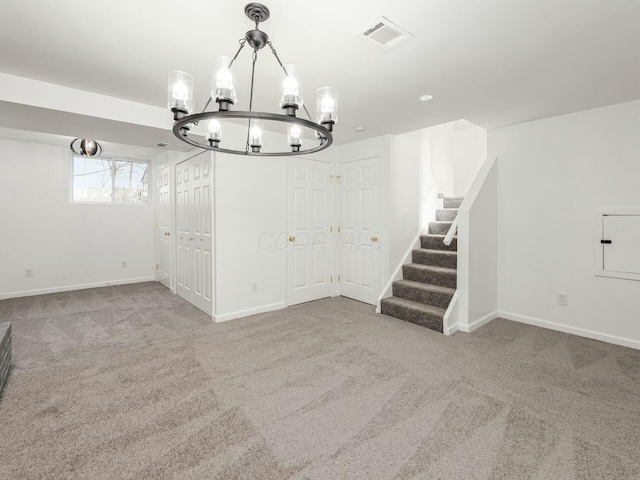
602, 215, 640, 274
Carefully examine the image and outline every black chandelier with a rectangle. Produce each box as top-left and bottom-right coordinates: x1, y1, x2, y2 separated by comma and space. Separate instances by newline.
167, 3, 338, 157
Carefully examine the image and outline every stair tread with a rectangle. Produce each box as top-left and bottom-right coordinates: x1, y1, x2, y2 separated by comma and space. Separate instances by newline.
394, 279, 455, 295
414, 248, 457, 256
381, 297, 446, 317
443, 196, 464, 199
405, 263, 456, 274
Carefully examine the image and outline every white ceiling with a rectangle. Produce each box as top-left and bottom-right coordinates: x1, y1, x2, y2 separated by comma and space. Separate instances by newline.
0, 0, 639, 147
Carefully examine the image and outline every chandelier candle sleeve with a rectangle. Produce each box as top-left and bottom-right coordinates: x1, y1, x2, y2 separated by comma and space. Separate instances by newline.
213, 56, 237, 111
317, 87, 338, 129
280, 64, 303, 116
250, 120, 263, 152
207, 120, 222, 147
168, 71, 194, 117
288, 124, 303, 152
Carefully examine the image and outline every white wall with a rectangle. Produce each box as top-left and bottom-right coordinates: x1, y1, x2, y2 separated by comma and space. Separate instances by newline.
453, 125, 487, 196
213, 153, 287, 321
490, 100, 640, 349
0, 134, 158, 299
453, 156, 498, 333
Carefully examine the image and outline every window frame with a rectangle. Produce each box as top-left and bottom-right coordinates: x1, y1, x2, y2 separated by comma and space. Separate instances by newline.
69, 152, 152, 206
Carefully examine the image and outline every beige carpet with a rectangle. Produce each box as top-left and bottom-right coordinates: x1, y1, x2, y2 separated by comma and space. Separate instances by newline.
0, 282, 639, 479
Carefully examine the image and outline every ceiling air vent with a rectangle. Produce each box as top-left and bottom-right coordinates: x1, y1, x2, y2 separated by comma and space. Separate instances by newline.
359, 17, 413, 50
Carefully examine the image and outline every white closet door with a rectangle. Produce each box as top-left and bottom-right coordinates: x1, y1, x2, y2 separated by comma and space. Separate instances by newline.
175, 161, 192, 301
190, 157, 213, 315
287, 158, 333, 305
175, 155, 214, 315
339, 157, 381, 305
156, 165, 171, 288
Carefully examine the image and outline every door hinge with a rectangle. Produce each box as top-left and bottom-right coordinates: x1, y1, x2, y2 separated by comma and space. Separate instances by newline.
330, 275, 333, 283
156, 264, 159, 270
336, 175, 341, 183
330, 226, 333, 233
338, 225, 341, 233
330, 175, 334, 183
338, 275, 341, 282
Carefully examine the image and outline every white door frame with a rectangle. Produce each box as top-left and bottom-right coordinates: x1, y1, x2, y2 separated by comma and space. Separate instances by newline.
155, 164, 171, 288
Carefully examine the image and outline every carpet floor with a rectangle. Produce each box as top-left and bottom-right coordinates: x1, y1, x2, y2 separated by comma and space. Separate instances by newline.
0, 282, 639, 479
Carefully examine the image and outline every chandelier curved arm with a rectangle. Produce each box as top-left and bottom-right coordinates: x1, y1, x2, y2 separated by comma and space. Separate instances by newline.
173, 111, 333, 157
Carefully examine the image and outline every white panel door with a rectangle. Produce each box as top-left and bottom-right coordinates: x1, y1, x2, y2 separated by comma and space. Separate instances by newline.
190, 156, 213, 315
156, 165, 171, 288
287, 158, 333, 305
175, 161, 192, 301
339, 157, 381, 305
603, 215, 640, 274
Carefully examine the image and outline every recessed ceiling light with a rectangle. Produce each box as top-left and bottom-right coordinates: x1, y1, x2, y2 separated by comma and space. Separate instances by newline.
419, 94, 433, 102
355, 126, 365, 132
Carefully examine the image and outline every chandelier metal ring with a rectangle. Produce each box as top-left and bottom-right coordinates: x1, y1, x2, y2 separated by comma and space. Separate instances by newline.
173, 111, 333, 157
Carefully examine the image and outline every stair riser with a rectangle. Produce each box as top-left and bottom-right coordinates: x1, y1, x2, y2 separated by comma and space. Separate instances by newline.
443, 198, 463, 209
428, 222, 453, 235
403, 266, 457, 288
380, 300, 444, 333
392, 282, 454, 309
420, 236, 458, 251
412, 250, 457, 269
436, 209, 458, 221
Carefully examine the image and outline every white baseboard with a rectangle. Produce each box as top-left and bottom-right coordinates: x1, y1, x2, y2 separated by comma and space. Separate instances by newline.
214, 302, 286, 323
459, 311, 499, 333
444, 324, 460, 335
0, 277, 157, 300
499, 311, 640, 351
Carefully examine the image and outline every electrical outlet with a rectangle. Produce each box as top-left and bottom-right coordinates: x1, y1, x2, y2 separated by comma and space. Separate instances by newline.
25, 268, 34, 278
557, 293, 568, 306
251, 282, 258, 293
121, 261, 128, 269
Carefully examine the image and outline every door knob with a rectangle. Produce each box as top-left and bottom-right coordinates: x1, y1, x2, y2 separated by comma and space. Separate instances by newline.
188, 237, 194, 241
289, 235, 295, 242
164, 232, 170, 236
371, 236, 378, 242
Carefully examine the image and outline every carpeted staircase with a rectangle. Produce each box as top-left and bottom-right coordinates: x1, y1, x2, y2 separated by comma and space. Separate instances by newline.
380, 196, 462, 333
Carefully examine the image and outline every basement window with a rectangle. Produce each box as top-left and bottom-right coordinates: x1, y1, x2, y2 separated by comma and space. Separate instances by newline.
71, 155, 149, 204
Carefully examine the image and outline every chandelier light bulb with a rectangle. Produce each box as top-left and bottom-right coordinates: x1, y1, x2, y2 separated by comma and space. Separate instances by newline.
288, 124, 303, 152
250, 120, 263, 152
172, 82, 189, 101
206, 120, 222, 144
283, 77, 299, 98
320, 97, 334, 113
